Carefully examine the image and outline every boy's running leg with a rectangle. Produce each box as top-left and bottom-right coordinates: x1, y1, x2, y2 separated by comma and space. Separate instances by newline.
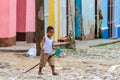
48, 56, 58, 75
38, 67, 43, 75
38, 53, 49, 75
50, 65, 58, 75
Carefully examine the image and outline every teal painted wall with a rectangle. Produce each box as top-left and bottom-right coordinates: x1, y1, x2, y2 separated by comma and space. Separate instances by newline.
75, 0, 82, 39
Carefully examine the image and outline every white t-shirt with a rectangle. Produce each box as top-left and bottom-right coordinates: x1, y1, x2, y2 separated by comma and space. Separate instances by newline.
43, 35, 53, 54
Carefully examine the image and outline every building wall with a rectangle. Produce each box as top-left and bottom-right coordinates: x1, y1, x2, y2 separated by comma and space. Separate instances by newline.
102, 0, 119, 39
45, 0, 67, 41
16, 0, 35, 42
16, 0, 26, 32
68, 0, 75, 38
26, 0, 35, 32
0, 0, 35, 47
118, 0, 120, 25
26, 0, 35, 43
112, 0, 118, 38
16, 0, 26, 41
82, 0, 95, 40
101, 0, 109, 39
118, 0, 120, 38
9, 0, 17, 37
0, 0, 9, 38
75, 0, 82, 39
0, 0, 16, 47
75, 0, 95, 40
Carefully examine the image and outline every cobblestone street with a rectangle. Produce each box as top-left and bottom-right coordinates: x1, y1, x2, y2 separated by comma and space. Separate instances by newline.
0, 42, 120, 80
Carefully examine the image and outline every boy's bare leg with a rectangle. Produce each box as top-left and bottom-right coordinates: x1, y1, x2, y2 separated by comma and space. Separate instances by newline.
50, 65, 58, 75
38, 67, 43, 75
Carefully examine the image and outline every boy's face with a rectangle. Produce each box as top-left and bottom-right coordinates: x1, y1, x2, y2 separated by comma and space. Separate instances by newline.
47, 29, 54, 37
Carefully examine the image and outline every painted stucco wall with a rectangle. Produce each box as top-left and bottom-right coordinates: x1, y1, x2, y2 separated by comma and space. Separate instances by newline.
118, 0, 120, 25
68, 0, 75, 38
0, 0, 9, 38
112, 0, 118, 38
45, 0, 67, 41
101, 0, 108, 29
26, 0, 35, 32
9, 0, 17, 37
60, 0, 67, 38
118, 0, 120, 38
16, 0, 26, 32
0, 0, 16, 38
82, 0, 95, 39
75, 0, 82, 39
17, 0, 35, 32
82, 0, 95, 37
101, 0, 108, 39
75, 0, 95, 40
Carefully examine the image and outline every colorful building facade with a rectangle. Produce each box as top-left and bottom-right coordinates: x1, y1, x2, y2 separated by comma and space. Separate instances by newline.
75, 0, 95, 40
118, 0, 120, 38
101, 0, 120, 39
44, 0, 67, 41
0, 0, 35, 47
1, 0, 120, 47
101, 0, 108, 39
0, 0, 17, 47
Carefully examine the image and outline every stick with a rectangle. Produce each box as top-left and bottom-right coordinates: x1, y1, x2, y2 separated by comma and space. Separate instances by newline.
23, 54, 55, 74
24, 62, 40, 73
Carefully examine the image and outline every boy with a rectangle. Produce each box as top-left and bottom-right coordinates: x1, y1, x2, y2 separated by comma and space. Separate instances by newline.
38, 26, 58, 75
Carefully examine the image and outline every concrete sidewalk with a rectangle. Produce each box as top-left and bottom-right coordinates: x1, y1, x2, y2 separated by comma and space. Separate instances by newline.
75, 39, 120, 49
0, 42, 34, 52
0, 39, 120, 52
0, 42, 69, 52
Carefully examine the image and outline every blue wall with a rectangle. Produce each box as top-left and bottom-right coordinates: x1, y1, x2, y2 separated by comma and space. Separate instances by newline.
101, 0, 108, 39
75, 0, 82, 39
118, 0, 120, 25
75, 0, 95, 39
118, 0, 120, 38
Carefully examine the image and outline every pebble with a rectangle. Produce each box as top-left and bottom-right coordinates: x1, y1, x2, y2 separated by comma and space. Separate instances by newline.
0, 62, 10, 69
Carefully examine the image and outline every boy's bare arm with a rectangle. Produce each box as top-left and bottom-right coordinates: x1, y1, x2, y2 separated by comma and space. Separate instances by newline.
52, 42, 58, 50
40, 37, 45, 51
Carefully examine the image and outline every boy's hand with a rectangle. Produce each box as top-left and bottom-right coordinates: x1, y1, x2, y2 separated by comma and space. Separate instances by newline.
41, 47, 44, 51
56, 46, 60, 49
53, 46, 60, 50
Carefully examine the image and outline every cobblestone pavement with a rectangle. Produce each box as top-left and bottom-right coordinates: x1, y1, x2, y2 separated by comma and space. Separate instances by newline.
0, 42, 120, 80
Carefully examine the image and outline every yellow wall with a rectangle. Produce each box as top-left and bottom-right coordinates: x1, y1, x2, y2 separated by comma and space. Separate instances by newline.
58, 0, 61, 39
48, 0, 55, 39
47, 0, 66, 41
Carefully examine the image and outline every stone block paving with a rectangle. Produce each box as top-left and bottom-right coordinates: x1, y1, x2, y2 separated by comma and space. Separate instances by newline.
0, 40, 120, 80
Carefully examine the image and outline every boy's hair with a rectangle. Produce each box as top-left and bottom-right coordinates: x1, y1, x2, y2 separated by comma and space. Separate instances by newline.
47, 26, 54, 32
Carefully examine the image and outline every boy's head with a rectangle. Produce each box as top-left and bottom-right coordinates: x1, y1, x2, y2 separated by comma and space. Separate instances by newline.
47, 26, 54, 37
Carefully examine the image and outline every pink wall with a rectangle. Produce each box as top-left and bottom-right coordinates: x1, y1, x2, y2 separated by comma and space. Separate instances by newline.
26, 0, 35, 32
9, 0, 17, 37
17, 0, 35, 33
0, 0, 16, 38
16, 0, 26, 32
0, 0, 35, 38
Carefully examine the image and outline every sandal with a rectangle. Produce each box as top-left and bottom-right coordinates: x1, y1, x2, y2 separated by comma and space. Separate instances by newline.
52, 72, 59, 76
38, 72, 43, 75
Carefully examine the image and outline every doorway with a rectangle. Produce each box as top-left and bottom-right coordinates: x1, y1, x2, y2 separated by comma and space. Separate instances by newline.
108, 0, 118, 38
